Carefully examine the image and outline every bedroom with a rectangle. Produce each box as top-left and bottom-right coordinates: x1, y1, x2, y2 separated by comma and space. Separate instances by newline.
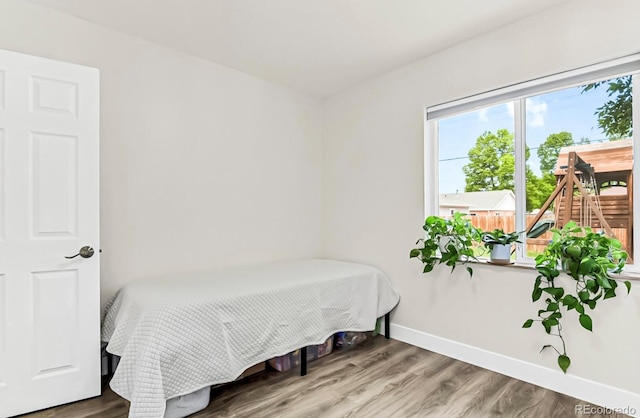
0, 0, 639, 417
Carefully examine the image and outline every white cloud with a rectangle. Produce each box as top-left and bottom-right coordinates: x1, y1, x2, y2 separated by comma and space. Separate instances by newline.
526, 98, 548, 127
505, 103, 514, 119
476, 99, 546, 126
477, 108, 488, 122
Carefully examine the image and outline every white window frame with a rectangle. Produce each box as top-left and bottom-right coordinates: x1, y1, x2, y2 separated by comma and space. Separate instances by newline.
425, 54, 640, 267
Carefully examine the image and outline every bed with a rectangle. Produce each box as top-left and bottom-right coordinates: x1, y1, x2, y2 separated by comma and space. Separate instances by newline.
101, 259, 400, 418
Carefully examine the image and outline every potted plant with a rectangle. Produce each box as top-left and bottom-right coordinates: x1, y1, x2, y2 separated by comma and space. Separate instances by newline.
522, 221, 631, 373
481, 229, 521, 264
410, 212, 482, 276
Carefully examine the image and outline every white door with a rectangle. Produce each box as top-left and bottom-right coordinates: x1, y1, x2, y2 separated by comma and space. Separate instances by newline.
0, 49, 100, 417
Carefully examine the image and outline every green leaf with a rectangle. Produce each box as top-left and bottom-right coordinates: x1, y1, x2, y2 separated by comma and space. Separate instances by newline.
548, 312, 562, 320
558, 355, 571, 373
587, 300, 596, 310
561, 294, 578, 309
579, 257, 597, 275
542, 319, 556, 334
540, 344, 553, 353
578, 290, 590, 302
575, 303, 585, 314
597, 276, 612, 289
466, 267, 473, 277
423, 264, 433, 274
586, 279, 598, 292
536, 266, 560, 279
624, 281, 632, 294
532, 287, 543, 302
546, 302, 559, 311
522, 319, 534, 328
534, 275, 542, 289
579, 314, 593, 331
536, 266, 553, 278
542, 287, 564, 299
409, 249, 420, 258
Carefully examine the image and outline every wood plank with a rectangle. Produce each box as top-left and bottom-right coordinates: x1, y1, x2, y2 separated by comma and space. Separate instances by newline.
554, 139, 633, 175
20, 336, 625, 418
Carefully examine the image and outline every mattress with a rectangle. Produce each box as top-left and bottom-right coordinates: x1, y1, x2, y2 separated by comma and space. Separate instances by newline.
101, 259, 400, 418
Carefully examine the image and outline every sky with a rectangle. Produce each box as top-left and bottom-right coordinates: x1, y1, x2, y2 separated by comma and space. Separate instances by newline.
438, 82, 621, 194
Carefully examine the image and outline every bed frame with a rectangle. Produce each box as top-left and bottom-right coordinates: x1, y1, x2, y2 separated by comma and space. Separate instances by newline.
104, 311, 391, 386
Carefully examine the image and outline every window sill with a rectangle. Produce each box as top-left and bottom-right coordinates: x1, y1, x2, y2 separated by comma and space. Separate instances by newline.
473, 258, 640, 283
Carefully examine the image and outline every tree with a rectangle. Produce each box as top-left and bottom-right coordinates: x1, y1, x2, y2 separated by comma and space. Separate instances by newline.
537, 131, 574, 174
463, 129, 543, 211
532, 132, 576, 211
582, 75, 632, 138
528, 172, 556, 211
463, 129, 515, 192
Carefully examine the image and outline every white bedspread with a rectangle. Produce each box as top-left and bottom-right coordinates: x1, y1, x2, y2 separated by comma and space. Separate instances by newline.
102, 259, 400, 418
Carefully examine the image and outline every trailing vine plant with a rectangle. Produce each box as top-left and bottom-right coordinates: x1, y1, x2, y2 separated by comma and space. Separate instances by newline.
410, 212, 482, 276
522, 221, 631, 373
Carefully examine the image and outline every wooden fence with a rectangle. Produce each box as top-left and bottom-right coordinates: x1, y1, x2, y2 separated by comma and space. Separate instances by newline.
465, 214, 630, 256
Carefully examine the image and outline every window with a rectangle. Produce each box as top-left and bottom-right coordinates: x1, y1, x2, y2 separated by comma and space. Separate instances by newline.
426, 55, 640, 265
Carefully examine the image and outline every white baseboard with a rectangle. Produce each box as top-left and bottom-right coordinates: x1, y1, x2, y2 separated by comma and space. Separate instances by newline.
388, 323, 639, 417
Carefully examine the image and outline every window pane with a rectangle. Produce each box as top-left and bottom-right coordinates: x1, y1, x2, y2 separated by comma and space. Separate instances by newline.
524, 76, 634, 261
438, 103, 515, 257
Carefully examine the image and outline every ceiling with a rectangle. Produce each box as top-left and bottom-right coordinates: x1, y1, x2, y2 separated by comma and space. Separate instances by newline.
26, 0, 569, 98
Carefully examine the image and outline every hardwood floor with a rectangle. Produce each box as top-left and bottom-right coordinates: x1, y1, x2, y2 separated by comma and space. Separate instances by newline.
21, 336, 624, 418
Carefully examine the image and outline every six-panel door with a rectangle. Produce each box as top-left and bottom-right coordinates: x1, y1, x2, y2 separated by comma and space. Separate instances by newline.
0, 49, 100, 417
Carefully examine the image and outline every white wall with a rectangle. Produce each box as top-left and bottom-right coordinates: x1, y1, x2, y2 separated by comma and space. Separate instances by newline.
0, 0, 323, 307
323, 0, 640, 407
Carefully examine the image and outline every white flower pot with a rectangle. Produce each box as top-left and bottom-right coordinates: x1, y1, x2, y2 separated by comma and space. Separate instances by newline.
439, 235, 455, 253
490, 244, 512, 264
439, 235, 464, 253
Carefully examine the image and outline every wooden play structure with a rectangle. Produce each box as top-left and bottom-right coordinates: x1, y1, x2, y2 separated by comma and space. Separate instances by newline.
526, 139, 633, 255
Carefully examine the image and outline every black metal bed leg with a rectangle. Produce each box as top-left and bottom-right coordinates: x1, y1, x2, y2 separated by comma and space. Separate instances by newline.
385, 312, 390, 339
102, 351, 113, 390
300, 346, 308, 376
